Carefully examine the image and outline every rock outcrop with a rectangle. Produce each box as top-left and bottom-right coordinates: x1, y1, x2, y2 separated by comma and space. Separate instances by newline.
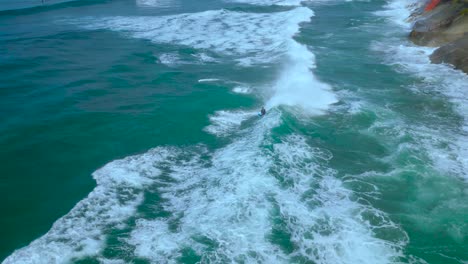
408, 0, 468, 74
430, 34, 468, 73
410, 2, 466, 46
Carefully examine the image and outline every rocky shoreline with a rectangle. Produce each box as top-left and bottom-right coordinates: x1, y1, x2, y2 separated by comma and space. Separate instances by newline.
408, 0, 468, 74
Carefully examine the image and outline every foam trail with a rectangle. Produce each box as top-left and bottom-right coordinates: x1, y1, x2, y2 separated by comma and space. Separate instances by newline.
232, 85, 251, 94
270, 135, 406, 263
127, 111, 285, 263
3, 149, 175, 263
224, 0, 303, 6
198, 78, 221, 83
4, 113, 404, 264
136, 0, 175, 8
125, 112, 404, 263
204, 109, 257, 137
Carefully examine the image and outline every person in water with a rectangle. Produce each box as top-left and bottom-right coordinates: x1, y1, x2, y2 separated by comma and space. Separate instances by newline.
260, 107, 266, 116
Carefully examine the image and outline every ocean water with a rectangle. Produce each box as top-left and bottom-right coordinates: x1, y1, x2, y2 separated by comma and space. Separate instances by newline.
1, 0, 467, 263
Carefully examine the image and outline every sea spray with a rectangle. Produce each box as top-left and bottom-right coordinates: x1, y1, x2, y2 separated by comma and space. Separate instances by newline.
267, 40, 337, 114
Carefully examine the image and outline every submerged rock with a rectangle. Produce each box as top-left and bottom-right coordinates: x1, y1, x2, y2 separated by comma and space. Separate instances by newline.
430, 35, 468, 74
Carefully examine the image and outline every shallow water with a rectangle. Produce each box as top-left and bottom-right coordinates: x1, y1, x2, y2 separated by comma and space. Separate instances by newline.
1, 0, 467, 263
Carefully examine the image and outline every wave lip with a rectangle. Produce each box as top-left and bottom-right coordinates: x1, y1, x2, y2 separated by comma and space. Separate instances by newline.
267, 40, 337, 114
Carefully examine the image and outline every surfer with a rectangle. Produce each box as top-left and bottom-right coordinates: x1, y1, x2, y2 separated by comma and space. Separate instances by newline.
260, 107, 266, 116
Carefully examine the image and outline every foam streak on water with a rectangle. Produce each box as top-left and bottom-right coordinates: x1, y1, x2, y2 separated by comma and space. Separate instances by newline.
67, 6, 336, 113
3, 149, 173, 263
69, 8, 309, 65
224, 0, 303, 6
204, 110, 257, 137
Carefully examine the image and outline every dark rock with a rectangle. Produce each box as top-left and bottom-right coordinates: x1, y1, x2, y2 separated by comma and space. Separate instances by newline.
409, 2, 466, 46
430, 34, 468, 73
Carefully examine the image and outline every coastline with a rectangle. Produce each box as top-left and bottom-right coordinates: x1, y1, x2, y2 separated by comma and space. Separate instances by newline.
408, 0, 468, 74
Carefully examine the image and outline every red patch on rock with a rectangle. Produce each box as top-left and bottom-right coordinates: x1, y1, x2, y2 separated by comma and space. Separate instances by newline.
425, 0, 441, 11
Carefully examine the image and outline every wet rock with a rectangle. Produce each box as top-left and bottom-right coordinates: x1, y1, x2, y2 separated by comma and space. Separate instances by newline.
430, 35, 468, 74
409, 2, 466, 46
407, 1, 429, 22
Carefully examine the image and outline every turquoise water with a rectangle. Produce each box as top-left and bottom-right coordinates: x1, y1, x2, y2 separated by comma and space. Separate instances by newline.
1, 0, 467, 263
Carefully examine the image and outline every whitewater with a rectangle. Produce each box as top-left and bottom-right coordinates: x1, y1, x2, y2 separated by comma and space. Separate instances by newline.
1, 0, 467, 263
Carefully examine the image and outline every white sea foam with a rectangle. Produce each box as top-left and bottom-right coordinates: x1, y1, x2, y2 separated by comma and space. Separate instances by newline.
267, 40, 337, 114
198, 78, 221, 83
158, 53, 217, 66
192, 53, 218, 63
98, 258, 127, 264
127, 111, 285, 263
69, 8, 309, 65
68, 7, 337, 113
232, 85, 251, 94
5, 114, 404, 263
3, 148, 175, 264
204, 109, 256, 136
158, 53, 181, 66
125, 113, 403, 263
271, 135, 405, 263
15, 110, 403, 263
224, 0, 303, 6
374, 0, 418, 28
3, 4, 403, 263
373, 0, 468, 180
136, 0, 175, 8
